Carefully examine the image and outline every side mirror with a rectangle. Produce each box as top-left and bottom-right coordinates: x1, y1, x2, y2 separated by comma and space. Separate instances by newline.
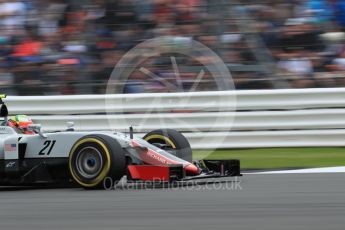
28, 124, 47, 138
66, 121, 75, 131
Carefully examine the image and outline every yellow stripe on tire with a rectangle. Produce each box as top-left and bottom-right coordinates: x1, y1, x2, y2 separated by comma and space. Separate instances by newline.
69, 138, 111, 188
144, 134, 177, 149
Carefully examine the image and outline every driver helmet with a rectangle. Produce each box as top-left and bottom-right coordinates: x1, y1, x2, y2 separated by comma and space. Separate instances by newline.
8, 115, 34, 134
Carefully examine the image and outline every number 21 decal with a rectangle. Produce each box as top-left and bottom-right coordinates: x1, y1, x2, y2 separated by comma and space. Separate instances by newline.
39, 140, 56, 155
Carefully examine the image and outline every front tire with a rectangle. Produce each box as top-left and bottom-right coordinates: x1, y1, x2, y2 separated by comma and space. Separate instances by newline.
68, 135, 126, 189
143, 129, 193, 162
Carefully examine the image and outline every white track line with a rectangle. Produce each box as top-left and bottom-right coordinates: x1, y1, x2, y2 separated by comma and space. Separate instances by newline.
246, 166, 345, 175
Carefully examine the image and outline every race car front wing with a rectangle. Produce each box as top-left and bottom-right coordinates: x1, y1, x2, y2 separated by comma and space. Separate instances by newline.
126, 159, 241, 183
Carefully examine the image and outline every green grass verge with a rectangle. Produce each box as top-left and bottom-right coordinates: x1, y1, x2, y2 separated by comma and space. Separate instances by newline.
193, 147, 345, 169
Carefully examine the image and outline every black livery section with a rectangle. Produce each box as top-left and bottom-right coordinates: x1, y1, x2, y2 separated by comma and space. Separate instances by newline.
0, 158, 69, 186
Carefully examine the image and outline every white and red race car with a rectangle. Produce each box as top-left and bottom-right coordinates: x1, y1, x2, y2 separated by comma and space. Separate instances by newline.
0, 94, 240, 189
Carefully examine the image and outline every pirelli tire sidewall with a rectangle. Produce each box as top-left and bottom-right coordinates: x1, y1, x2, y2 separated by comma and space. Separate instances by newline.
143, 129, 193, 163
68, 134, 126, 188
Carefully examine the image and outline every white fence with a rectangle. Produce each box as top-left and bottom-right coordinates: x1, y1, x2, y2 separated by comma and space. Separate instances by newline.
4, 88, 345, 149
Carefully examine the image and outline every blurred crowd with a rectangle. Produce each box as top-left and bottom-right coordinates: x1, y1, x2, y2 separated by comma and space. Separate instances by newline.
0, 0, 344, 95
246, 0, 345, 88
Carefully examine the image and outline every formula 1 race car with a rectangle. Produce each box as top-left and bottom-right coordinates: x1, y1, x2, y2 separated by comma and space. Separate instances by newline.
0, 94, 241, 189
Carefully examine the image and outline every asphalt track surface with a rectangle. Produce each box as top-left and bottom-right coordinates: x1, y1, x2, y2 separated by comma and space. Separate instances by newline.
0, 173, 345, 230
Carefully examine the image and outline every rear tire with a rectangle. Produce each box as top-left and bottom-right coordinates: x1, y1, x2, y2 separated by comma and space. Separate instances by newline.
68, 135, 126, 189
143, 129, 193, 162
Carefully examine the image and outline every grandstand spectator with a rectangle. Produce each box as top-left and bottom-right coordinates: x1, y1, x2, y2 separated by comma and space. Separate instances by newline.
0, 0, 26, 36
11, 32, 42, 58
56, 58, 80, 95
335, 1, 345, 29
304, 0, 335, 25
0, 62, 15, 94
36, 0, 68, 36
333, 50, 345, 70
13, 58, 45, 95
0, 0, 344, 94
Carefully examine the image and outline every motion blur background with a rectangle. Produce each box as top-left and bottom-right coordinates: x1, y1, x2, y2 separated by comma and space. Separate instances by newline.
0, 0, 344, 95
